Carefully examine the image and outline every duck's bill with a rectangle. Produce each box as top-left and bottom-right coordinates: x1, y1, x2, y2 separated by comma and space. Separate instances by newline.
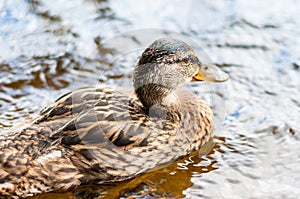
192, 63, 229, 82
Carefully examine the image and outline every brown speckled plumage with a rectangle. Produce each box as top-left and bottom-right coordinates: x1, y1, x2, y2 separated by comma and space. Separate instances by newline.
0, 38, 228, 198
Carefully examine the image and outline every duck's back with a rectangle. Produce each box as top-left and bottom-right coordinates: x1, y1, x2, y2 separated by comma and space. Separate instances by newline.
0, 85, 144, 197
0, 85, 212, 198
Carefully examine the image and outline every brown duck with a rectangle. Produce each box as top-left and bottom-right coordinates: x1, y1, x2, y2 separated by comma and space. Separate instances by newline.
0, 38, 228, 198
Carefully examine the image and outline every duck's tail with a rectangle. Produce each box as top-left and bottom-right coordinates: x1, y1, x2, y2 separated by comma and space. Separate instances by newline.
0, 126, 82, 198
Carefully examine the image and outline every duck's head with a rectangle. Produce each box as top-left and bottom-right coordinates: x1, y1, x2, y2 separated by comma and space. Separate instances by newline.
134, 38, 228, 110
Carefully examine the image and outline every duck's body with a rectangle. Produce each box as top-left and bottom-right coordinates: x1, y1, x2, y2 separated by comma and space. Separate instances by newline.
0, 38, 228, 198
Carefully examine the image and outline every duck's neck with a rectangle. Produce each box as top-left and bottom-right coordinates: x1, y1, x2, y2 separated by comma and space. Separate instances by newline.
135, 84, 181, 122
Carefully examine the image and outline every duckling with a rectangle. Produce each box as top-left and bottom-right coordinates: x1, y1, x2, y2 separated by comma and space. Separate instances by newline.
0, 38, 228, 198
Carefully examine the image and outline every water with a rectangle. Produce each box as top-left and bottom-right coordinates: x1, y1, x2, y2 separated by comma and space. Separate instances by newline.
1, 0, 300, 198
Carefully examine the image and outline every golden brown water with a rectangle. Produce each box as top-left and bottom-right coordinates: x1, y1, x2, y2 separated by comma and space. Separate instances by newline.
1, 0, 300, 198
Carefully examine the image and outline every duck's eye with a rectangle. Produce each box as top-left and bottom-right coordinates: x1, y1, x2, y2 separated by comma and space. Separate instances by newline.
182, 57, 189, 65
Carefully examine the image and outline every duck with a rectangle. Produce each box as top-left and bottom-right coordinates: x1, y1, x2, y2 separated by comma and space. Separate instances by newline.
0, 38, 228, 198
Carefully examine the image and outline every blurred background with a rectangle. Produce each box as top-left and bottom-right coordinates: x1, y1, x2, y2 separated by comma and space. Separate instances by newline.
0, 0, 300, 198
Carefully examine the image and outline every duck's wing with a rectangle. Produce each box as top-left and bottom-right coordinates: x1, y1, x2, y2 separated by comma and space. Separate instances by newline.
37, 85, 178, 149
44, 87, 182, 182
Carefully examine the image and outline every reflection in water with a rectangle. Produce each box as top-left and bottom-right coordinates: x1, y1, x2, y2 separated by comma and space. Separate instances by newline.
1, 0, 300, 198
